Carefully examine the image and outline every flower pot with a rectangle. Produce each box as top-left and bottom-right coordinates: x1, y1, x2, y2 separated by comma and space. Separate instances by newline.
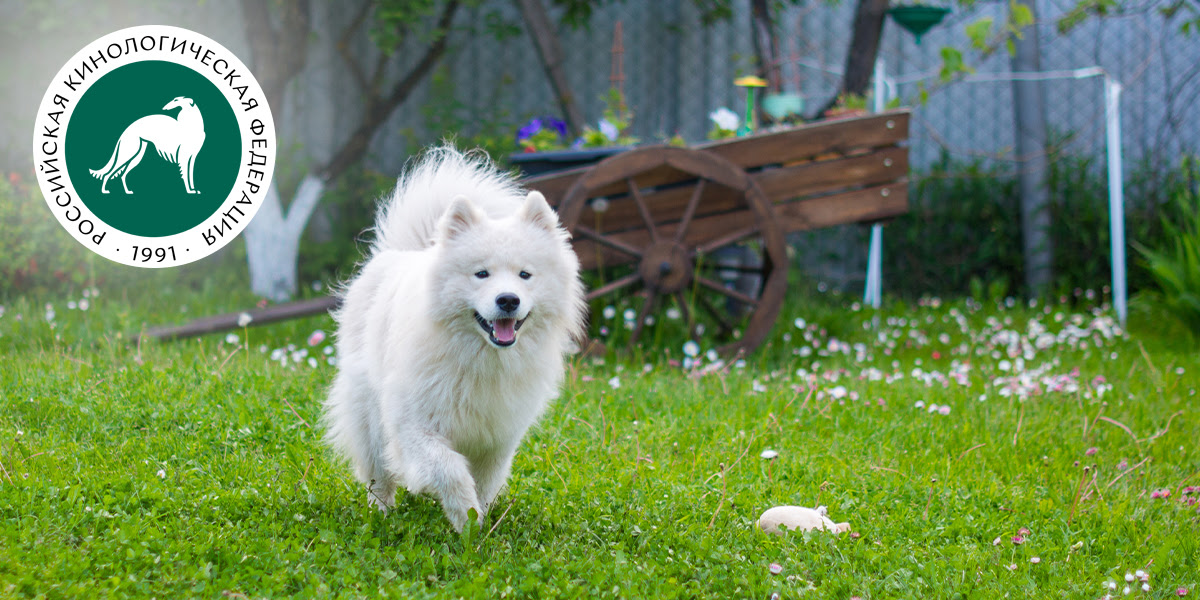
888, 5, 951, 45
822, 107, 869, 121
508, 147, 632, 178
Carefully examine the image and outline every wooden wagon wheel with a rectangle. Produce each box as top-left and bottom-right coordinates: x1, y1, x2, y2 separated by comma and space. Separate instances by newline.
558, 146, 788, 357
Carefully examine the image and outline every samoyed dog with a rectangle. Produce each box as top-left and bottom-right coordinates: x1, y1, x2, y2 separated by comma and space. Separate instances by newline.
323, 147, 586, 531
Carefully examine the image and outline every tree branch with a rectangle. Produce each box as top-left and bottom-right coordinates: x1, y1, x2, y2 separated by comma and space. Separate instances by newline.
516, 0, 587, 136
319, 0, 462, 182
337, 0, 375, 93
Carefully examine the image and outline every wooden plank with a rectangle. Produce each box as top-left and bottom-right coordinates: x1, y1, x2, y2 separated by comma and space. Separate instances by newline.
578, 145, 907, 235
754, 145, 908, 202
525, 110, 911, 205
776, 182, 909, 232
701, 110, 910, 168
132, 296, 340, 343
571, 182, 908, 270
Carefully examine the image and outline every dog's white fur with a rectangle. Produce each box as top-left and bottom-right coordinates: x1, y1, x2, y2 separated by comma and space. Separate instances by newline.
323, 147, 585, 531
90, 96, 206, 195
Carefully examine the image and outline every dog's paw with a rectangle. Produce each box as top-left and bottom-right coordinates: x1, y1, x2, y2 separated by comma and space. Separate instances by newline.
444, 501, 485, 533
367, 487, 395, 512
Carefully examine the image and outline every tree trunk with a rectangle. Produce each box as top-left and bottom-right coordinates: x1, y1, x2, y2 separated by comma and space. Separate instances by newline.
750, 0, 781, 94
245, 175, 327, 301
1010, 5, 1052, 294
515, 0, 586, 137
820, 0, 889, 116
240, 0, 458, 301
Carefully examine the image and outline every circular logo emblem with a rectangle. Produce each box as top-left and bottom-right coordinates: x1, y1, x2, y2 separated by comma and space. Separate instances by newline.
32, 25, 275, 268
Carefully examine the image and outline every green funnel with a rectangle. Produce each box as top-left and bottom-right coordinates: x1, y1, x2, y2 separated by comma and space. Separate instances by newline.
888, 5, 950, 45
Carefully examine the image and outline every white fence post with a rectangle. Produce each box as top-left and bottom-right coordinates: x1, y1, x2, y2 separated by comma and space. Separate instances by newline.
1105, 75, 1127, 326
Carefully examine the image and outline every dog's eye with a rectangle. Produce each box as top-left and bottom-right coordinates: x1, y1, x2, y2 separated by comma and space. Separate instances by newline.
474, 270, 489, 279
519, 271, 532, 280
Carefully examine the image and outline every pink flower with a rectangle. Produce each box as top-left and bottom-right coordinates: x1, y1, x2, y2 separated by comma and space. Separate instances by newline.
307, 330, 326, 346
1117, 458, 1129, 470
1085, 447, 1098, 456
1176, 587, 1188, 596
1017, 527, 1031, 536
1030, 556, 1040, 564
1012, 535, 1025, 544
768, 562, 783, 575
1151, 488, 1172, 499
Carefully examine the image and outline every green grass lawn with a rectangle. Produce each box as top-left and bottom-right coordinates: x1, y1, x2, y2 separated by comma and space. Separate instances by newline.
0, 285, 1197, 599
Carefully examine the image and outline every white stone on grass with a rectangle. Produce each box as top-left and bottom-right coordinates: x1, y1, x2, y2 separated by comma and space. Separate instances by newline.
757, 505, 850, 535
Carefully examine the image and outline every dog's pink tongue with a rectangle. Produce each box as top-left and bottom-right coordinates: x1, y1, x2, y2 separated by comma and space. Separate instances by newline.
493, 318, 517, 343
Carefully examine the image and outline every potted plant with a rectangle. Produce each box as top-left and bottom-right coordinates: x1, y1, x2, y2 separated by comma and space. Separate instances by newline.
888, 3, 951, 45
823, 93, 869, 121
509, 88, 638, 177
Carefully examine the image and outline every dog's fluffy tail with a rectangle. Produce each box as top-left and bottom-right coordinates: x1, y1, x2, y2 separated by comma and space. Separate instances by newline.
372, 146, 525, 254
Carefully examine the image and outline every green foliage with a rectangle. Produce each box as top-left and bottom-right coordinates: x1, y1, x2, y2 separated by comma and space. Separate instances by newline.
1056, 0, 1120, 34
885, 156, 1023, 296
833, 92, 868, 111
0, 175, 99, 297
885, 150, 1187, 298
371, 0, 477, 52
298, 167, 395, 286
579, 87, 639, 149
402, 65, 516, 163
1134, 156, 1200, 332
519, 128, 569, 152
964, 17, 994, 51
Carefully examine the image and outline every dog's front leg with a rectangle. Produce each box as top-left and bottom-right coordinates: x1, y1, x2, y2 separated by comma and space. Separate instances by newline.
396, 429, 483, 532
471, 442, 519, 513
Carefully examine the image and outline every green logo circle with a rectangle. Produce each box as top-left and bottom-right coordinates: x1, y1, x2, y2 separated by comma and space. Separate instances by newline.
64, 60, 241, 238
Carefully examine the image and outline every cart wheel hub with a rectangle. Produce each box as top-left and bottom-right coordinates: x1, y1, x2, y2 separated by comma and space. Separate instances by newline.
640, 242, 692, 293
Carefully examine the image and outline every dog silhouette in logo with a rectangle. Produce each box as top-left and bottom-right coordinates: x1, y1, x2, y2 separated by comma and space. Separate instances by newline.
90, 96, 206, 194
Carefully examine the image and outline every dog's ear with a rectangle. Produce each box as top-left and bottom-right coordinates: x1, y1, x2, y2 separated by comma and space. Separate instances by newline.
440, 195, 482, 241
519, 191, 558, 232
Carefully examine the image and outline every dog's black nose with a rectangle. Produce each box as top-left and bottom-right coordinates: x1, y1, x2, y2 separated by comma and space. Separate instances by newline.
496, 293, 520, 313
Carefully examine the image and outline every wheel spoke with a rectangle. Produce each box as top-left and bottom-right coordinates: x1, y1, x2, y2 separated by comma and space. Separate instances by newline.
695, 223, 761, 256
673, 179, 707, 244
696, 293, 735, 335
697, 277, 760, 307
626, 177, 660, 244
673, 291, 694, 334
629, 294, 658, 346
586, 271, 642, 301
575, 225, 643, 259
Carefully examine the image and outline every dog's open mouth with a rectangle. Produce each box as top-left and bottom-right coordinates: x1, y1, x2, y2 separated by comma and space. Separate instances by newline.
474, 312, 527, 347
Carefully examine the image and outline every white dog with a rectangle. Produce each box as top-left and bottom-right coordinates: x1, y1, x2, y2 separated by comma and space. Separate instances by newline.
90, 96, 206, 195
323, 147, 586, 531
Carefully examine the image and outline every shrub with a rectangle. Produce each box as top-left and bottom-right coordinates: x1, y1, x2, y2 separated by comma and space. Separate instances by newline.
884, 150, 1184, 299
0, 173, 102, 298
1134, 156, 1200, 332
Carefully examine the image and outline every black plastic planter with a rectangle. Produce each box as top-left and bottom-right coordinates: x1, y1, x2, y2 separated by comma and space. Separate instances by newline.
509, 147, 631, 178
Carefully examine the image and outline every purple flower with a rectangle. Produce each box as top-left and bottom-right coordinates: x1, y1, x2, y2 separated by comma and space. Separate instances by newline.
545, 117, 568, 139
516, 116, 569, 146
516, 117, 543, 143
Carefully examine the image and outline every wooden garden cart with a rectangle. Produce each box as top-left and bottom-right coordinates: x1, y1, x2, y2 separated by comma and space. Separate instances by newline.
522, 109, 911, 356
136, 110, 911, 356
